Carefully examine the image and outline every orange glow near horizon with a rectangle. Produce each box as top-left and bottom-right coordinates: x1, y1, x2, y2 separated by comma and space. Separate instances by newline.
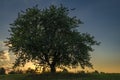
0, 42, 119, 73
23, 62, 120, 73
92, 64, 120, 73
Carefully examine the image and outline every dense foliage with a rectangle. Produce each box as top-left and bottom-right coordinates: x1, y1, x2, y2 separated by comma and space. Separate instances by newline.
6, 5, 100, 72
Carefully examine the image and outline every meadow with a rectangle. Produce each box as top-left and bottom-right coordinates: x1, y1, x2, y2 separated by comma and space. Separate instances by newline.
0, 73, 120, 80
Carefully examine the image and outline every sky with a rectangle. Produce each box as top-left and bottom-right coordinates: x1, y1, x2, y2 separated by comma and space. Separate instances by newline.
0, 0, 120, 73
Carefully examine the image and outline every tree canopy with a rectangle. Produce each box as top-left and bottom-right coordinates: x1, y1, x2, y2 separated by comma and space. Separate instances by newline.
6, 5, 100, 73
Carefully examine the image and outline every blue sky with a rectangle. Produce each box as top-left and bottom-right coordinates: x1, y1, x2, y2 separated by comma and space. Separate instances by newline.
0, 0, 120, 73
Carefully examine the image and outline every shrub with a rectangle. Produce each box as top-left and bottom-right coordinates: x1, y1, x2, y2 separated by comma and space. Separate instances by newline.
26, 68, 36, 74
62, 68, 68, 73
8, 71, 16, 74
79, 70, 85, 74
92, 70, 99, 74
0, 67, 6, 75
8, 69, 24, 74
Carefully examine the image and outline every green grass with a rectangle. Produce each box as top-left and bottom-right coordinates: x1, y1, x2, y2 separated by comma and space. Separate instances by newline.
0, 73, 120, 80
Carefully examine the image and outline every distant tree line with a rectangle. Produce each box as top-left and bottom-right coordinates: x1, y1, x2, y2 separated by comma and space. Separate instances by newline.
0, 66, 105, 75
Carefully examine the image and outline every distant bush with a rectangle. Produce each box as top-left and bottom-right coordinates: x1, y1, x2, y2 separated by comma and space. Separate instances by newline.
100, 72, 105, 74
0, 67, 6, 75
8, 71, 17, 74
16, 69, 24, 74
62, 68, 68, 73
78, 70, 86, 74
26, 68, 36, 74
8, 69, 24, 74
92, 70, 99, 74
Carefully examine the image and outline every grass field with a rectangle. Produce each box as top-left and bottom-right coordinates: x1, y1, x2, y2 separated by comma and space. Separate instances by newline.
0, 73, 120, 80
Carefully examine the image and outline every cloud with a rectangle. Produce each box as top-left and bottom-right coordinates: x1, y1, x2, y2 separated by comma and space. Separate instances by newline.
0, 50, 10, 61
0, 41, 14, 68
0, 41, 10, 61
0, 41, 8, 51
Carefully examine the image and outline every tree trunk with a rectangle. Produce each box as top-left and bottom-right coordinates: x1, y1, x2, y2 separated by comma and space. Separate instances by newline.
50, 64, 56, 73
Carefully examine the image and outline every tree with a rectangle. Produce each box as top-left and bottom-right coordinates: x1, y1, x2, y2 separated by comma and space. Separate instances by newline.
6, 5, 100, 73
0, 67, 6, 75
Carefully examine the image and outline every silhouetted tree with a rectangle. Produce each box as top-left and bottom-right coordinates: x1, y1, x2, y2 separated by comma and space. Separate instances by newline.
0, 67, 6, 75
6, 5, 100, 73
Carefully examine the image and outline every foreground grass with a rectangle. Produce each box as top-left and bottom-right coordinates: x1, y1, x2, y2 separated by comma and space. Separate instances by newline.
0, 74, 27, 80
0, 73, 120, 80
